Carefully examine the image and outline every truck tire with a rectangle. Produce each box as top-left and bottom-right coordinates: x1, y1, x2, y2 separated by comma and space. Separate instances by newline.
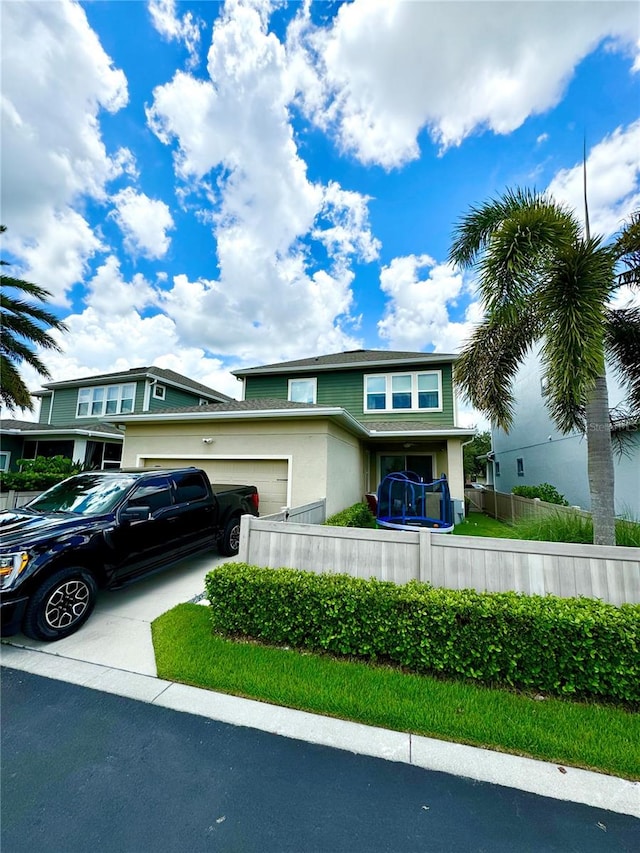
22, 567, 98, 642
220, 517, 241, 556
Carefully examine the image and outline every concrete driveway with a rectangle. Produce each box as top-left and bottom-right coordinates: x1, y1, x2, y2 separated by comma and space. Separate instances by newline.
2, 551, 228, 675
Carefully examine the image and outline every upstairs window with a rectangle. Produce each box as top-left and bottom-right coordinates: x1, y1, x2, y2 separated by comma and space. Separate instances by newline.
288, 378, 317, 404
364, 372, 442, 413
153, 384, 166, 400
517, 457, 525, 477
77, 383, 135, 418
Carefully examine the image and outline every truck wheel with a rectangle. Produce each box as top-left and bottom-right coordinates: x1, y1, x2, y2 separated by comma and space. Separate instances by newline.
220, 517, 241, 556
22, 567, 98, 642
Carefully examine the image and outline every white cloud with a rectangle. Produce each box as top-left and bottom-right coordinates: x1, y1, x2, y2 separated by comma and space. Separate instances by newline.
377, 254, 477, 352
546, 120, 640, 238
0, 0, 128, 300
12, 210, 104, 305
20, 305, 240, 403
84, 255, 158, 316
148, 0, 203, 68
289, 0, 639, 168
111, 188, 175, 259
146, 0, 377, 364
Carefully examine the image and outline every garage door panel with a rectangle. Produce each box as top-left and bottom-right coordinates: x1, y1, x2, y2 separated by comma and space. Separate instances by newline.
142, 458, 288, 516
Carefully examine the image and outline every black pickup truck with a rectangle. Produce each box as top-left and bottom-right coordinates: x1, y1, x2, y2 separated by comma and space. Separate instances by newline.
0, 467, 259, 642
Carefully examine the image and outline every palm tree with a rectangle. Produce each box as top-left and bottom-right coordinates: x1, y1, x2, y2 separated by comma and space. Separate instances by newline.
449, 190, 639, 545
1, 226, 68, 411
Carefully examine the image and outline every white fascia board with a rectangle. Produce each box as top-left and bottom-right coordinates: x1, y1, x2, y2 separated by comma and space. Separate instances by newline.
367, 428, 477, 439
151, 374, 228, 401
5, 427, 122, 440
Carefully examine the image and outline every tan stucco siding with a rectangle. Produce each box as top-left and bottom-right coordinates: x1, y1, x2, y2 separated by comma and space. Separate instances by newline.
324, 424, 364, 516
121, 417, 360, 515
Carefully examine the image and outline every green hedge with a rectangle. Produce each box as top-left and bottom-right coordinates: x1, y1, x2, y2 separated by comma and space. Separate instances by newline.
205, 564, 640, 705
511, 483, 569, 505
0, 455, 84, 492
324, 502, 376, 528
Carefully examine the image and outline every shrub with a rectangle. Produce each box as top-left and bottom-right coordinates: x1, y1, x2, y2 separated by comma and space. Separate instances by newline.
324, 502, 376, 528
511, 483, 569, 505
512, 512, 640, 547
205, 564, 640, 706
0, 455, 84, 492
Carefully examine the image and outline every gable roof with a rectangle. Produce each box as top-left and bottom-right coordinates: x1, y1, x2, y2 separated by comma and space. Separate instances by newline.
32, 366, 231, 402
232, 349, 457, 377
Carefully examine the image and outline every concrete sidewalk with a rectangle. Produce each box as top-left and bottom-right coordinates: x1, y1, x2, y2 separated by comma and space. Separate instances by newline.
2, 553, 638, 819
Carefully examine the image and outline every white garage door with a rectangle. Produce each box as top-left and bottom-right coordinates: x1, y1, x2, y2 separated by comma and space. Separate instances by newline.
142, 458, 289, 516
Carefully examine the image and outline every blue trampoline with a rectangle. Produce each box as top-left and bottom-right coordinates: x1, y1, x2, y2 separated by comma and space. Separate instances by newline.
376, 471, 454, 533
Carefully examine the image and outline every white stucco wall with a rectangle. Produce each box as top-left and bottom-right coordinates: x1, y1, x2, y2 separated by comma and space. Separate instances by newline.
492, 350, 640, 515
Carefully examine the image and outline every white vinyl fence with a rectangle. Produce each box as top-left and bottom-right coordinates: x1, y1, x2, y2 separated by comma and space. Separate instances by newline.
261, 499, 326, 524
237, 516, 640, 606
0, 490, 41, 511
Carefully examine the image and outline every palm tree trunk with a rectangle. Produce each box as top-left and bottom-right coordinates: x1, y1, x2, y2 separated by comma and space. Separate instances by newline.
585, 373, 616, 545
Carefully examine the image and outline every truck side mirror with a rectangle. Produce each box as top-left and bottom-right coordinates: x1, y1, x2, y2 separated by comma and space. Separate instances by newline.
120, 506, 151, 523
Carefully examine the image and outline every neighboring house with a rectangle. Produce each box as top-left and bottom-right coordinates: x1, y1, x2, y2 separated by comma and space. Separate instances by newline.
0, 367, 231, 473
117, 350, 475, 517
490, 351, 640, 517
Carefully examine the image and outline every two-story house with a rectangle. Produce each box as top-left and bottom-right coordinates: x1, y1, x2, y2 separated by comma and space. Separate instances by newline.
0, 366, 231, 473
116, 350, 474, 517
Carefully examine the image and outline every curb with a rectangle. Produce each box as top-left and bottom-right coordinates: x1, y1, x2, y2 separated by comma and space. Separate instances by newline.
1, 642, 638, 818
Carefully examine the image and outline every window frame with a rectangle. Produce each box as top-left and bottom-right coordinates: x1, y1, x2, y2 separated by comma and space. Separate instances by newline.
516, 457, 525, 477
76, 383, 136, 418
153, 384, 166, 400
363, 371, 442, 414
288, 377, 317, 405
0, 451, 10, 472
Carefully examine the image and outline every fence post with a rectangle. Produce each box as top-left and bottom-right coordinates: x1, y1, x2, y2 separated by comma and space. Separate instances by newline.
238, 514, 253, 562
510, 492, 515, 523
418, 527, 432, 583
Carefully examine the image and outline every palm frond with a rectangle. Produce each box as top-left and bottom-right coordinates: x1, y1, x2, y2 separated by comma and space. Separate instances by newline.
453, 310, 541, 431
539, 238, 616, 432
613, 209, 640, 289
449, 188, 580, 270
0, 355, 33, 411
604, 306, 640, 411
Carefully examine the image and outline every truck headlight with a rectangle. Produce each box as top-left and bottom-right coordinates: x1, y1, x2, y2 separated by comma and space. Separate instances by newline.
0, 553, 29, 589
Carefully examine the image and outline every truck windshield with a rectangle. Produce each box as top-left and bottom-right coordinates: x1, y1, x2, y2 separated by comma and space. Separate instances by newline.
26, 475, 137, 515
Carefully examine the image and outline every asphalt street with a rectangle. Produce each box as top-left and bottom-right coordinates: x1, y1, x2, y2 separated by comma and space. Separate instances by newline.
2, 667, 638, 853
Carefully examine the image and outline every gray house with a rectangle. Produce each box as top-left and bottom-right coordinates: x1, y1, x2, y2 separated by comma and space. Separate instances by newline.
490, 351, 640, 517
0, 366, 231, 472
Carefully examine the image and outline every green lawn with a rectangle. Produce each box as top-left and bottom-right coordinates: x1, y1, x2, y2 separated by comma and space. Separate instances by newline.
152, 603, 640, 780
452, 512, 517, 537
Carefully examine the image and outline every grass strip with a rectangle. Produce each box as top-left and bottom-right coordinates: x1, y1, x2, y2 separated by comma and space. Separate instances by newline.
452, 512, 517, 538
152, 603, 640, 780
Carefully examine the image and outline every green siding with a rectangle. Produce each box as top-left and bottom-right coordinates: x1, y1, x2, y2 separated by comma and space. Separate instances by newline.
245, 376, 289, 400
49, 381, 144, 425
149, 385, 208, 411
37, 395, 52, 424
1, 435, 25, 471
48, 387, 82, 425
245, 364, 456, 426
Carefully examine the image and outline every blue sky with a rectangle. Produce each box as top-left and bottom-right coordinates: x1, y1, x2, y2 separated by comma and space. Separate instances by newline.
1, 0, 639, 423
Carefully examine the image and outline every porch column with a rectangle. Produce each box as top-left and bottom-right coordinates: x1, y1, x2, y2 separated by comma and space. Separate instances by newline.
446, 438, 465, 500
